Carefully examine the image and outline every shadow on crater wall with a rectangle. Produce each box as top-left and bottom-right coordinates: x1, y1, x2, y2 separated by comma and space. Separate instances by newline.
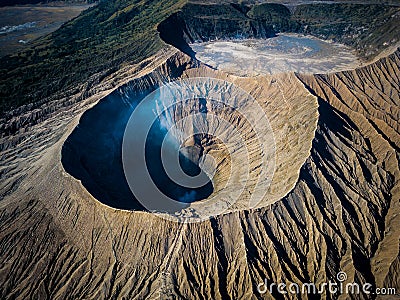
62, 79, 214, 212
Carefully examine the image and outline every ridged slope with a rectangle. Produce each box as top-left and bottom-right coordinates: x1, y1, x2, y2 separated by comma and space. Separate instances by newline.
0, 48, 399, 299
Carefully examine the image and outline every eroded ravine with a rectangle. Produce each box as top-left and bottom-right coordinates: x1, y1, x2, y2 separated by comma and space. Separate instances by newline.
0, 3, 399, 296
0, 47, 399, 298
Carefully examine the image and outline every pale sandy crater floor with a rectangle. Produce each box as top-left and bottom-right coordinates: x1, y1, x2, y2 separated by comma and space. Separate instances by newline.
191, 34, 363, 76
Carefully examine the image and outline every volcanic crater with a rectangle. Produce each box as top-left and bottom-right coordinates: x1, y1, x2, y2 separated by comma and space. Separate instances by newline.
62, 3, 397, 221
1, 1, 399, 298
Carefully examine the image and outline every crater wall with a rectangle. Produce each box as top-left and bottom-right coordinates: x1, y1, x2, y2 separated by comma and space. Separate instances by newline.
0, 49, 398, 298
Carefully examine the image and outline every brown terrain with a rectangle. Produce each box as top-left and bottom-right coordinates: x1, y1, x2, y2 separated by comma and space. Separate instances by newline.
0, 1, 400, 299
0, 45, 399, 298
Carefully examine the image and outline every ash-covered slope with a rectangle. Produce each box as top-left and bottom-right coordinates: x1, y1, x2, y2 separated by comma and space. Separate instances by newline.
0, 48, 399, 298
0, 1, 400, 299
